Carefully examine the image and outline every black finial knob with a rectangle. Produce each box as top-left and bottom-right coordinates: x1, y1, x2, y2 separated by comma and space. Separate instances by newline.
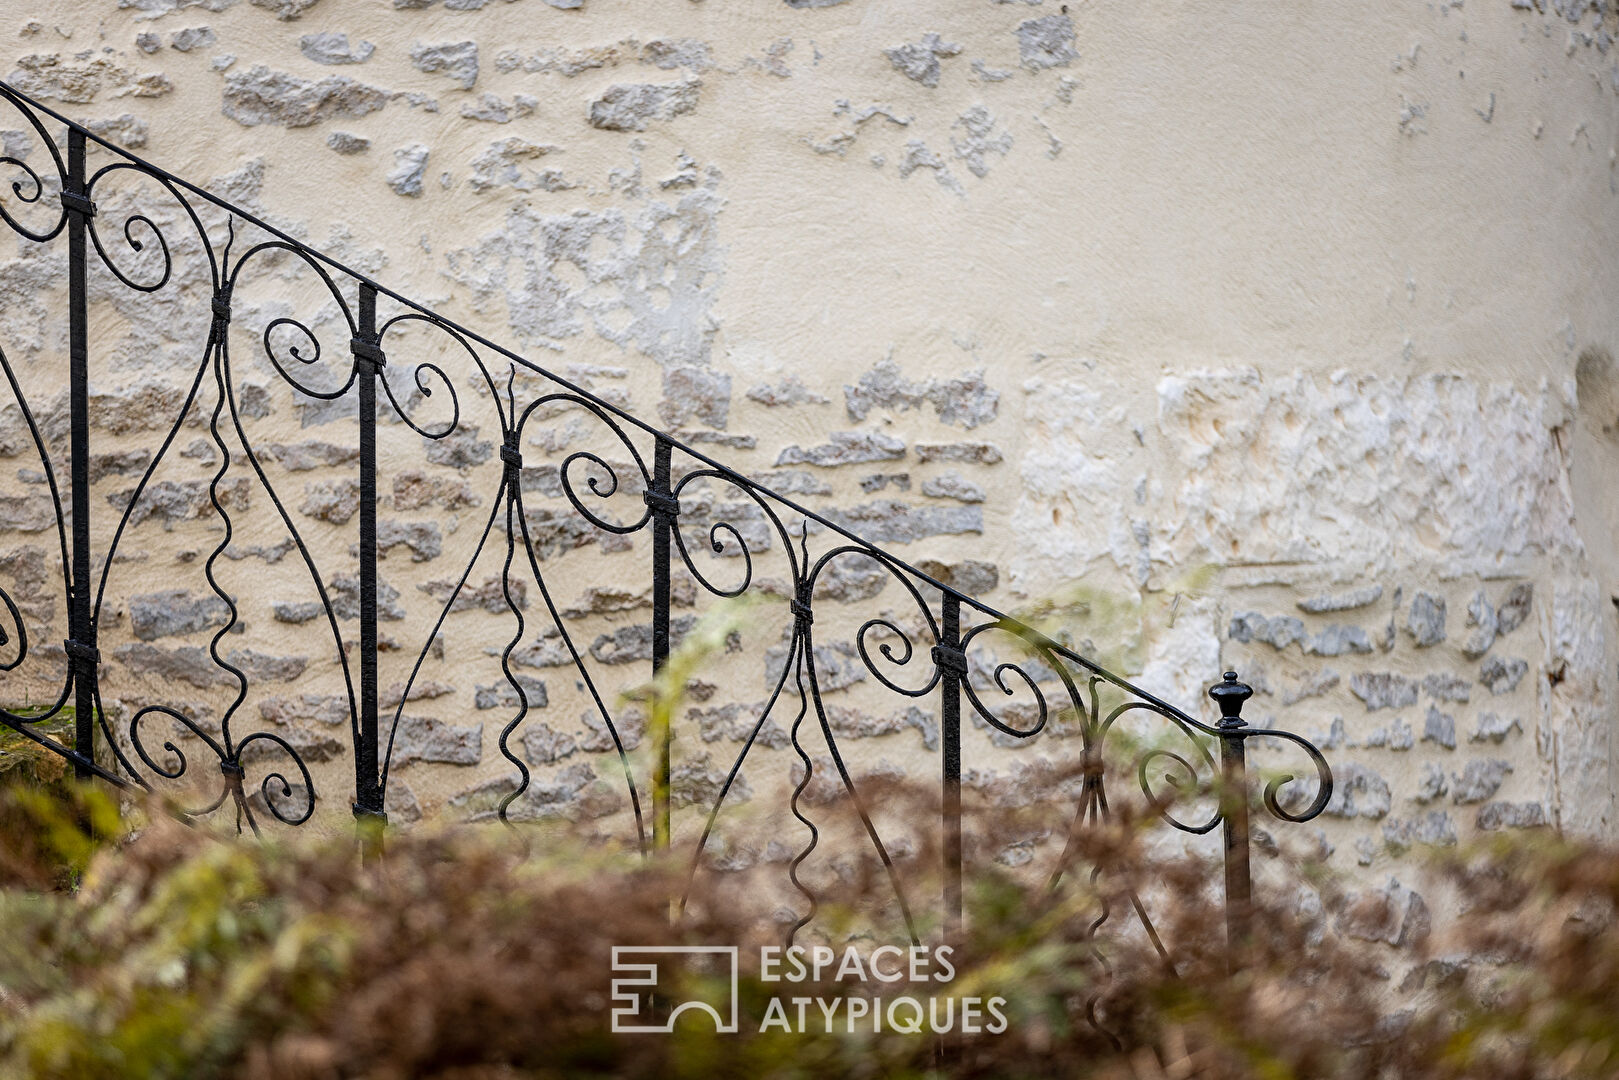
1209, 670, 1252, 726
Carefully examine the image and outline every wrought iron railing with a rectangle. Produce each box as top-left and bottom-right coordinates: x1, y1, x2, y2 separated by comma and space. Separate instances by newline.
0, 80, 1330, 949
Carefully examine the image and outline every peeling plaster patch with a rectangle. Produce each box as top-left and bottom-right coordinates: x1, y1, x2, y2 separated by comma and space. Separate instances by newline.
1016, 15, 1078, 70
411, 41, 479, 90
1154, 372, 1580, 576
222, 65, 389, 127
884, 32, 962, 88
444, 175, 723, 367
951, 104, 1013, 178
588, 80, 701, 132
845, 358, 998, 428
300, 32, 374, 66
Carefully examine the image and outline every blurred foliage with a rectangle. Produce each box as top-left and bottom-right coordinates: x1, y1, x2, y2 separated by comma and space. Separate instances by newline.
0, 771, 1612, 1079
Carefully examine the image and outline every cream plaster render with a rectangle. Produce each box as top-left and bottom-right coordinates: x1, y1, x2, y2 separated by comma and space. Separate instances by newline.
0, 1, 1617, 908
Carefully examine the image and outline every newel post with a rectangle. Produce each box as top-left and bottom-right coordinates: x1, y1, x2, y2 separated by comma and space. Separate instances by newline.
1209, 671, 1253, 966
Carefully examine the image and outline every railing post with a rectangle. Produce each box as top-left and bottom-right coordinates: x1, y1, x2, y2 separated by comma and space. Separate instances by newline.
350, 283, 386, 830
1210, 671, 1253, 967
934, 594, 965, 939
63, 126, 99, 778
646, 436, 675, 853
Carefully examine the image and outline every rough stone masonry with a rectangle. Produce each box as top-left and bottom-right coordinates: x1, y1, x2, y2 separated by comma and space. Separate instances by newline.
0, 0, 1616, 962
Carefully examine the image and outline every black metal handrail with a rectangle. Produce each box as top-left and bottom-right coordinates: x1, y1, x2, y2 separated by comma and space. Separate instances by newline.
0, 79, 1330, 951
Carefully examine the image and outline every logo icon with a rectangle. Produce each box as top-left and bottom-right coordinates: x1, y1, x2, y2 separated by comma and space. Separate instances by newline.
610, 946, 740, 1034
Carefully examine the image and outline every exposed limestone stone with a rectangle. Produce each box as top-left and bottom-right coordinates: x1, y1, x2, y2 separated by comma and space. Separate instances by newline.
1406, 592, 1447, 647
170, 27, 217, 52
1422, 673, 1471, 703
423, 426, 493, 470
659, 366, 731, 429
1303, 625, 1374, 656
327, 573, 405, 621
588, 80, 701, 132
0, 494, 57, 533
912, 558, 999, 595
387, 143, 429, 197
1324, 762, 1392, 819
764, 638, 867, 693
300, 32, 374, 66
1476, 801, 1549, 830
671, 751, 750, 809
299, 478, 360, 524
250, 0, 322, 17
260, 441, 360, 471
1297, 584, 1383, 613
272, 601, 323, 624
391, 715, 482, 766
812, 554, 889, 602
860, 474, 910, 494
1338, 878, 1430, 947
1016, 15, 1078, 70
689, 702, 790, 749
883, 32, 962, 89
86, 450, 151, 483
1471, 712, 1523, 743
1479, 656, 1528, 695
259, 693, 349, 727
417, 576, 527, 615
784, 0, 851, 8
521, 722, 578, 766
222, 65, 389, 127
326, 131, 370, 154
818, 500, 982, 544
1496, 583, 1533, 634
589, 616, 697, 665
1461, 588, 1498, 658
920, 473, 986, 503
227, 648, 308, 683
1230, 611, 1306, 650
371, 519, 442, 562
1281, 668, 1340, 706
747, 376, 829, 407
848, 362, 997, 430
130, 589, 230, 640
1422, 707, 1456, 750
1412, 761, 1449, 803
460, 93, 538, 124
776, 431, 905, 467
114, 643, 235, 689
84, 114, 150, 149
241, 725, 343, 764
6, 53, 173, 104
1383, 811, 1457, 852
1350, 672, 1419, 711
380, 680, 455, 709
385, 780, 422, 825
106, 479, 250, 528
410, 41, 478, 90
915, 441, 1002, 465
473, 674, 548, 711
1452, 758, 1512, 804
392, 471, 479, 512
137, 33, 162, 53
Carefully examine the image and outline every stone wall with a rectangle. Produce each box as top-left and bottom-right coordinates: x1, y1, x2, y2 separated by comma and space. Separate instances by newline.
0, 0, 1617, 933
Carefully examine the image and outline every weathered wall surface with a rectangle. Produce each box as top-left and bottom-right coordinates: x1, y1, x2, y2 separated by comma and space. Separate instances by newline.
1, 0, 1617, 942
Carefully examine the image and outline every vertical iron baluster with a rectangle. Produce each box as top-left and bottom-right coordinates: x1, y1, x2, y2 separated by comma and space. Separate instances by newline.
936, 593, 964, 939
64, 126, 98, 778
351, 283, 386, 826
1210, 671, 1253, 966
647, 437, 675, 853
